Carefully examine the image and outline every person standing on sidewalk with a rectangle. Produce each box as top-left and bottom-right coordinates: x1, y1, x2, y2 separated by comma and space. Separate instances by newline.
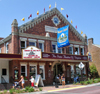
61, 74, 65, 88
30, 76, 35, 88
19, 75, 25, 89
58, 74, 62, 84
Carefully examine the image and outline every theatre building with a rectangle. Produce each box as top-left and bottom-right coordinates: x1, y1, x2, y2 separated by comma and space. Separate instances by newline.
0, 8, 89, 87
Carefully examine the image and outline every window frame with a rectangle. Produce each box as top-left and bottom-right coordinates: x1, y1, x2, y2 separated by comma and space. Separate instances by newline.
52, 42, 58, 53
6, 43, 9, 53
0, 48, 1, 53
74, 45, 79, 55
29, 63, 37, 78
28, 39, 37, 46
80, 46, 84, 55
38, 40, 44, 52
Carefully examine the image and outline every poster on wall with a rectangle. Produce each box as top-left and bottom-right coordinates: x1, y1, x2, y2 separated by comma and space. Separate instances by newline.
22, 46, 41, 59
57, 25, 70, 48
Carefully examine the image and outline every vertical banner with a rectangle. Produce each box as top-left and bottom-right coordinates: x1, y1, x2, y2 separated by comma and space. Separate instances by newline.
57, 25, 70, 48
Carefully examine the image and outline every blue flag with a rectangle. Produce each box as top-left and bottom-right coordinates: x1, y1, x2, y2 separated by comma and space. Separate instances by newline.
57, 25, 70, 48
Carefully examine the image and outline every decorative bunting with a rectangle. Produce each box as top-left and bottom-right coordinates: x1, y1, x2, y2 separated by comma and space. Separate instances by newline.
81, 31, 83, 34
21, 18, 25, 21
66, 14, 68, 18
75, 25, 77, 29
37, 11, 39, 15
61, 8, 64, 10
71, 20, 73, 24
49, 4, 51, 9
28, 14, 32, 19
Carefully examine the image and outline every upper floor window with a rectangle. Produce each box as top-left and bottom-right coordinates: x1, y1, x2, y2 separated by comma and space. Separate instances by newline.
0, 48, 1, 53
38, 40, 44, 52
74, 45, 79, 55
58, 48, 62, 53
28, 39, 36, 47
6, 43, 9, 53
80, 46, 84, 55
69, 47, 73, 54
52, 44, 56, 53
20, 38, 27, 51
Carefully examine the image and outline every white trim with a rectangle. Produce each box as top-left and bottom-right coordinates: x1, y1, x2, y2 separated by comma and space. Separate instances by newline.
52, 41, 57, 45
80, 46, 84, 48
74, 45, 79, 47
38, 40, 44, 43
39, 65, 45, 80
0, 48, 1, 53
29, 63, 37, 66
20, 37, 27, 41
6, 42, 9, 53
69, 46, 73, 54
28, 39, 37, 42
38, 42, 44, 52
69, 44, 73, 47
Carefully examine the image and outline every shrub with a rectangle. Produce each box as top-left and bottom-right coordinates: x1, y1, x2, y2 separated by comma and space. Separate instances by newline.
4, 90, 7, 93
83, 81, 88, 85
98, 78, 100, 82
9, 89, 14, 94
75, 82, 79, 85
25, 86, 30, 91
80, 81, 84, 85
39, 87, 42, 91
93, 79, 98, 83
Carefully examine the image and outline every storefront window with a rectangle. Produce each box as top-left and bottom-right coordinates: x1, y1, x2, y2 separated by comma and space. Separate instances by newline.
30, 66, 37, 78
21, 64, 27, 77
82, 66, 86, 77
39, 65, 45, 79
76, 65, 81, 75
29, 42, 36, 46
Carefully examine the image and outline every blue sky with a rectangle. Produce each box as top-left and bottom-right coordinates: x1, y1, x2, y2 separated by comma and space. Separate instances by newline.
0, 0, 100, 45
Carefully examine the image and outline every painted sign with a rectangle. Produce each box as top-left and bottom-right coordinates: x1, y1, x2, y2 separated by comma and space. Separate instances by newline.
79, 62, 85, 69
22, 46, 41, 59
57, 25, 70, 48
42, 52, 88, 61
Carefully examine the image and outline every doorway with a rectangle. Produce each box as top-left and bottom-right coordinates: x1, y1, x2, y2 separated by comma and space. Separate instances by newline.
53, 63, 63, 78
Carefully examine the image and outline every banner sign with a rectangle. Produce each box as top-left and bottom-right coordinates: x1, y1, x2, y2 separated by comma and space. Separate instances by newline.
57, 25, 70, 48
22, 46, 41, 59
42, 52, 88, 61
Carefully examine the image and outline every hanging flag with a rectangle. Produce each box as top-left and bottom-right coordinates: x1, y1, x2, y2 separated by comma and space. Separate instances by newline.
44, 8, 45, 13
28, 14, 32, 19
71, 20, 73, 24
81, 31, 83, 34
66, 14, 68, 18
21, 18, 25, 21
75, 25, 77, 29
61, 8, 64, 10
57, 25, 70, 48
37, 11, 39, 15
49, 4, 51, 9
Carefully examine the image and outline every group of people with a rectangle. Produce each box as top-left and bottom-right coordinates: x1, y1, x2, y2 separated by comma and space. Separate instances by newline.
13, 75, 35, 89
57, 73, 65, 87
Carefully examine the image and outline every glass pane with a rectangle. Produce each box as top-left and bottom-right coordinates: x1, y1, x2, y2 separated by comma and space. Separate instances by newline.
21, 41, 25, 48
30, 66, 36, 73
29, 42, 35, 46
2, 69, 7, 75
52, 45, 56, 53
21, 73, 25, 77
39, 66, 44, 79
58, 48, 62, 53
21, 66, 25, 72
39, 43, 43, 51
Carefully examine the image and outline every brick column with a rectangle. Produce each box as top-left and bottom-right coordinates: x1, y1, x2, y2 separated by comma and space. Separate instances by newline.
27, 63, 29, 80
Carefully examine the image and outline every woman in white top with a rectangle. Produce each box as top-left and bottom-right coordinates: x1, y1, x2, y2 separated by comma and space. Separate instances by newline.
19, 75, 24, 89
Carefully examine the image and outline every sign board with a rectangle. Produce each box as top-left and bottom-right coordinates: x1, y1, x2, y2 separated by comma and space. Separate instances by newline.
34, 75, 44, 87
57, 25, 70, 48
79, 62, 85, 69
22, 46, 41, 59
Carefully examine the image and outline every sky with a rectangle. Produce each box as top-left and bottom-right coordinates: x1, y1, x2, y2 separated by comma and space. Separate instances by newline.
0, 0, 100, 45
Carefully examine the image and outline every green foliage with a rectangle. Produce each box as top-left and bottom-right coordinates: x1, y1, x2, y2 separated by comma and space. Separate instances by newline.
0, 92, 3, 94
4, 90, 7, 93
75, 82, 79, 85
25, 86, 34, 92
89, 64, 98, 78
83, 81, 89, 85
9, 89, 14, 94
93, 79, 99, 83
39, 87, 42, 91
80, 81, 84, 85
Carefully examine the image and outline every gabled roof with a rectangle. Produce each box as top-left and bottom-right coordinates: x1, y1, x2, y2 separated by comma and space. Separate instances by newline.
18, 8, 85, 42
93, 44, 100, 48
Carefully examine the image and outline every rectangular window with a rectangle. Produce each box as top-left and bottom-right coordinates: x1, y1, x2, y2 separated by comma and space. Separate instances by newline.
21, 41, 26, 51
39, 43, 44, 52
29, 42, 36, 46
75, 47, 79, 55
2, 69, 7, 75
76, 65, 81, 75
81, 48, 84, 55
30, 66, 37, 78
6, 43, 9, 53
71, 65, 74, 78
58, 48, 62, 53
0, 48, 1, 53
69, 47, 73, 54
52, 45, 56, 53
21, 65, 27, 77
39, 65, 45, 79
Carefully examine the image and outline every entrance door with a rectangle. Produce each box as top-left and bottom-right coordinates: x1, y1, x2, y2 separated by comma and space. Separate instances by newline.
0, 60, 9, 83
53, 63, 63, 78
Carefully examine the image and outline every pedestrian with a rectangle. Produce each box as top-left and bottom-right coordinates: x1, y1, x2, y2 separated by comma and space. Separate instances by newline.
61, 73, 65, 88
19, 75, 24, 89
58, 74, 61, 84
30, 76, 35, 88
